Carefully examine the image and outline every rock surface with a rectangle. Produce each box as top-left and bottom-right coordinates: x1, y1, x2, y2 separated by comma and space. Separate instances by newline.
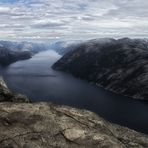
0, 77, 148, 147
0, 102, 148, 148
53, 38, 148, 100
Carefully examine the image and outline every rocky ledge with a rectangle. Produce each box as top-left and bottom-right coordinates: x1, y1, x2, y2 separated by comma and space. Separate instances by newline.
1, 102, 148, 148
0, 78, 148, 147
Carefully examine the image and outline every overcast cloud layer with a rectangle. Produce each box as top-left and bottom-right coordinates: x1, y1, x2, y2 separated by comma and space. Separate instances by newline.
0, 0, 148, 41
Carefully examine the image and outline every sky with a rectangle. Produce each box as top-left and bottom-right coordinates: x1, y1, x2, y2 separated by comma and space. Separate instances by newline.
0, 0, 148, 41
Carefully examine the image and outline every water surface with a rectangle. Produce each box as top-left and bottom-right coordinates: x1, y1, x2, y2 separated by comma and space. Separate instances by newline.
1, 50, 148, 134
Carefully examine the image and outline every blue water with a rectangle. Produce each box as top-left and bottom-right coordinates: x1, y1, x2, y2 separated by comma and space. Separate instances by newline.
1, 50, 148, 134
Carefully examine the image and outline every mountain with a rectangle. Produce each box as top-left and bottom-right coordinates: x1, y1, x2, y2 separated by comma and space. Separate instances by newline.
53, 38, 148, 100
0, 46, 31, 66
0, 40, 53, 66
0, 77, 148, 148
0, 40, 50, 54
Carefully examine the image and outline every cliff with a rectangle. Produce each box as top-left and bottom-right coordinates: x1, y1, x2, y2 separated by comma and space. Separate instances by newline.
1, 102, 148, 148
53, 38, 148, 100
0, 77, 148, 148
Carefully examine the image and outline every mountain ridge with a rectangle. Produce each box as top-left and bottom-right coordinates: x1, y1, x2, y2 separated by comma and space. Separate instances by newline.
0, 46, 32, 66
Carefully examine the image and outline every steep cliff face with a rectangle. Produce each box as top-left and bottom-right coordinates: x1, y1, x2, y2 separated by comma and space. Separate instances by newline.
0, 77, 148, 147
53, 38, 148, 100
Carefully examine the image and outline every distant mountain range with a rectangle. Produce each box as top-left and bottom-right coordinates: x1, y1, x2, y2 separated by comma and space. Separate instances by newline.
0, 40, 50, 53
0, 40, 51, 66
49, 40, 82, 55
53, 38, 148, 100
0, 46, 31, 66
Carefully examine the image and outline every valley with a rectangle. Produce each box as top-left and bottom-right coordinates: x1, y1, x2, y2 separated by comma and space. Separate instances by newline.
1, 50, 148, 134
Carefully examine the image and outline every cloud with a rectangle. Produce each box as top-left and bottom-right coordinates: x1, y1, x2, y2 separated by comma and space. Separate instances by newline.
0, 6, 11, 12
0, 0, 148, 41
31, 19, 68, 29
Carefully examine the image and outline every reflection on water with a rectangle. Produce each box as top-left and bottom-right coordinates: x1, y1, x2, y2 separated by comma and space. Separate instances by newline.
1, 50, 148, 134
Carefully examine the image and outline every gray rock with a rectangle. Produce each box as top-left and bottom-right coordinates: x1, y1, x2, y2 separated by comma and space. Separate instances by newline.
0, 102, 148, 148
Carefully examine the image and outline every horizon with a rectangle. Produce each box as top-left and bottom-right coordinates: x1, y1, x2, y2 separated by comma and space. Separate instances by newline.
0, 37, 148, 44
0, 0, 148, 41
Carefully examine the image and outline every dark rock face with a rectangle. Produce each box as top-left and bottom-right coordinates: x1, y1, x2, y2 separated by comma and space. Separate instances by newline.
53, 38, 148, 100
0, 47, 31, 66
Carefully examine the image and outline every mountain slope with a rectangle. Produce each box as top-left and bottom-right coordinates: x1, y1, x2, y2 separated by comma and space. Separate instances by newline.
53, 38, 148, 100
0, 46, 31, 66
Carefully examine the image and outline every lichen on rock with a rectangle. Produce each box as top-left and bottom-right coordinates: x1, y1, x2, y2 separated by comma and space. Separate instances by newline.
0, 102, 148, 148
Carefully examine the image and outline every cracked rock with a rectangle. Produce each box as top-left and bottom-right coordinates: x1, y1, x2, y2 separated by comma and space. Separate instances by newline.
0, 103, 147, 148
